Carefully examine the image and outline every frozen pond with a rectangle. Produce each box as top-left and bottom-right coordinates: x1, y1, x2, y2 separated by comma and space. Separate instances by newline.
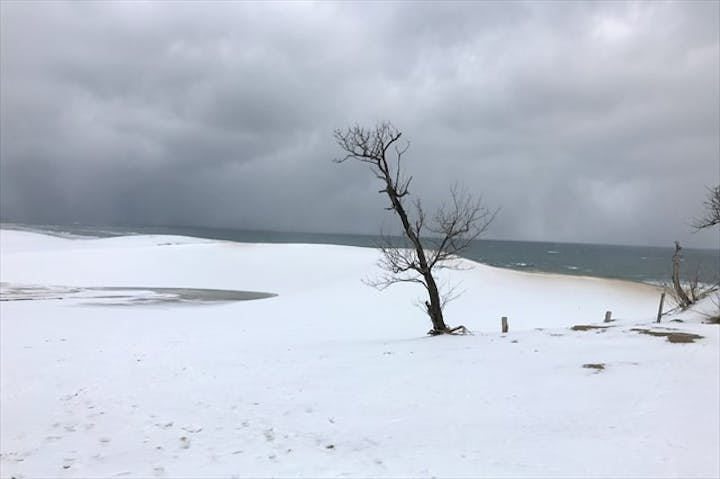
0, 283, 276, 305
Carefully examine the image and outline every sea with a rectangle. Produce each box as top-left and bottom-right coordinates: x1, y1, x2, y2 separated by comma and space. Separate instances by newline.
2, 222, 718, 286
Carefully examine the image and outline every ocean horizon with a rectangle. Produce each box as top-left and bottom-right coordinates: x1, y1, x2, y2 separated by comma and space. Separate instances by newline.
2, 221, 718, 286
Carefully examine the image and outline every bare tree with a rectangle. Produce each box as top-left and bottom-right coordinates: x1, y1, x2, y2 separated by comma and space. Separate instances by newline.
693, 185, 720, 230
664, 186, 720, 315
333, 123, 495, 335
669, 240, 719, 312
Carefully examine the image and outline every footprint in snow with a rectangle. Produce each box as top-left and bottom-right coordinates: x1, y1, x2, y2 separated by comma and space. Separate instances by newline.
181, 425, 202, 434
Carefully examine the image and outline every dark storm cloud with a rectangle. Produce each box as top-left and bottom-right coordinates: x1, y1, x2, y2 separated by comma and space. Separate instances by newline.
1, 0, 718, 247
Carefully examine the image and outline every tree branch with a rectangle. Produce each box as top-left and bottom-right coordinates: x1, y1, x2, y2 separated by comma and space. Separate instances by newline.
693, 185, 720, 230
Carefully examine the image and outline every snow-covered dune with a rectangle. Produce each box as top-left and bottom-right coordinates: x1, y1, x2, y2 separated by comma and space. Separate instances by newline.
1, 229, 718, 478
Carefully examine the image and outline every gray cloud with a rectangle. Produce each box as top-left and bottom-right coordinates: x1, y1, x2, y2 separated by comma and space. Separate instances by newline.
1, 0, 718, 247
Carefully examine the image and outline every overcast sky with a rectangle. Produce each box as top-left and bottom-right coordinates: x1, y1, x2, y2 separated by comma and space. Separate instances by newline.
1, 1, 718, 247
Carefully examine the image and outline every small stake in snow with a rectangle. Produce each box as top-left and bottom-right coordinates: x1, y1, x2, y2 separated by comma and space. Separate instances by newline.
501, 316, 508, 333
604, 311, 612, 323
656, 292, 666, 323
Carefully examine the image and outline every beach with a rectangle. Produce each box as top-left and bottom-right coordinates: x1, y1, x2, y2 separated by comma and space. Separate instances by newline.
1, 229, 718, 478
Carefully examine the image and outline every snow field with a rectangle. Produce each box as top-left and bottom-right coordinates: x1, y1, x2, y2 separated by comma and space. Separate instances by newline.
1, 230, 718, 478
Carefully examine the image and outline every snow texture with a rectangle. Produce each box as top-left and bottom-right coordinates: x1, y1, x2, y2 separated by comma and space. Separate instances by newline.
1, 229, 718, 478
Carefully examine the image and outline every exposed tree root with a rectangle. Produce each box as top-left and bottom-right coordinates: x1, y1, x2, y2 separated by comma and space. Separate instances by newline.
427, 325, 471, 336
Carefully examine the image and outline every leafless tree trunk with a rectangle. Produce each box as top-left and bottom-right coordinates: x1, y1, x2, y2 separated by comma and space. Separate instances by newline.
333, 123, 495, 335
671, 241, 692, 309
693, 185, 720, 230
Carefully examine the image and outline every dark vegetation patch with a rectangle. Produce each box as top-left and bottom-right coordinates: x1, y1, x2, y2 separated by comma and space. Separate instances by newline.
571, 324, 613, 332
630, 328, 704, 344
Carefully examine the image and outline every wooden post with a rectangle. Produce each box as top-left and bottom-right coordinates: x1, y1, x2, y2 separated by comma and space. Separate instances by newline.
656, 292, 666, 323
604, 311, 612, 323
501, 316, 508, 333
